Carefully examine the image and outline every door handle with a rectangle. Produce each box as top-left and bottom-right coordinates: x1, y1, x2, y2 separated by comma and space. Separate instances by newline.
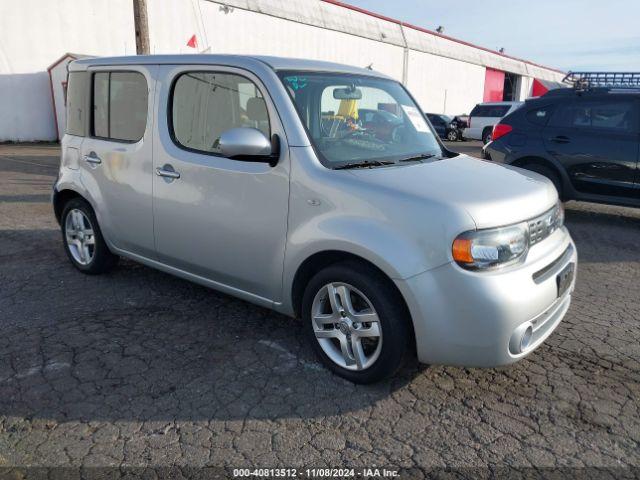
155, 166, 180, 180
550, 136, 570, 144
84, 154, 102, 164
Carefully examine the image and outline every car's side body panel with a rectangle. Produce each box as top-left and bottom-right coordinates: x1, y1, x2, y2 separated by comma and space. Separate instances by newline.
487, 92, 640, 207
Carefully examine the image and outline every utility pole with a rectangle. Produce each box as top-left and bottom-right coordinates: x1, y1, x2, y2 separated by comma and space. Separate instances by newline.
133, 0, 150, 55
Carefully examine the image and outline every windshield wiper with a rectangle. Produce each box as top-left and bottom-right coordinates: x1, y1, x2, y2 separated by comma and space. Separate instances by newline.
334, 160, 395, 170
397, 153, 437, 163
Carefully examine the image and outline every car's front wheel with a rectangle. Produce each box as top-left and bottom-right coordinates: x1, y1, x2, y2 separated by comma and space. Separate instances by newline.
302, 261, 411, 383
447, 130, 458, 141
61, 198, 119, 274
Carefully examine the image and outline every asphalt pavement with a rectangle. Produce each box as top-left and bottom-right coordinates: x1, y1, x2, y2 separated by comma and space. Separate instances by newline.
0, 143, 638, 477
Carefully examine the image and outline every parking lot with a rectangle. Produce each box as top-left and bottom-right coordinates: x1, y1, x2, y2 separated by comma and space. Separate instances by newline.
1, 142, 639, 475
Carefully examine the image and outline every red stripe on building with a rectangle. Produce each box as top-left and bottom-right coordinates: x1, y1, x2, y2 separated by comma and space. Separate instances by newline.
483, 68, 505, 102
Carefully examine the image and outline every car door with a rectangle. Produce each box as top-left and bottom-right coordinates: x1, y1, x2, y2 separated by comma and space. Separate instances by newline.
152, 65, 290, 304
79, 66, 157, 258
427, 115, 445, 138
543, 96, 639, 198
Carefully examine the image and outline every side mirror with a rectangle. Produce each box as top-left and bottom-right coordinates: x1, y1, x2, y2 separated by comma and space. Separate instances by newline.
218, 127, 275, 162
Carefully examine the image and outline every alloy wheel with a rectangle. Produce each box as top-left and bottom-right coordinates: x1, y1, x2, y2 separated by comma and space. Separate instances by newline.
311, 282, 382, 371
65, 209, 96, 265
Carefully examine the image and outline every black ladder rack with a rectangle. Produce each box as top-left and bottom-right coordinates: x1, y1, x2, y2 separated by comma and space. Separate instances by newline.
563, 72, 640, 90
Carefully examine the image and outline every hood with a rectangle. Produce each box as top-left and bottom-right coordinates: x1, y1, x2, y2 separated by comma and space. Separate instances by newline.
347, 154, 558, 229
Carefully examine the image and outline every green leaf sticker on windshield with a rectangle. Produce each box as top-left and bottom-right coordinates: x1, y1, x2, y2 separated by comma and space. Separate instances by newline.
285, 76, 308, 91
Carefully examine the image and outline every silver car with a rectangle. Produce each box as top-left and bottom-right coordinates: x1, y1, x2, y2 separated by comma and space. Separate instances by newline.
54, 55, 577, 383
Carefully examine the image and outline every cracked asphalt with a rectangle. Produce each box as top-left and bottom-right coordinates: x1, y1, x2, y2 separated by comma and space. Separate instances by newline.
0, 143, 639, 477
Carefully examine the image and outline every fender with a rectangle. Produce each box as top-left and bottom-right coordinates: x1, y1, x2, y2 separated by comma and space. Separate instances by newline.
510, 152, 575, 195
279, 215, 463, 316
53, 171, 117, 250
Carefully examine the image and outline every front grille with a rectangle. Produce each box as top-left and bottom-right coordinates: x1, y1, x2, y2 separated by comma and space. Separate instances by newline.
532, 244, 573, 284
528, 203, 563, 246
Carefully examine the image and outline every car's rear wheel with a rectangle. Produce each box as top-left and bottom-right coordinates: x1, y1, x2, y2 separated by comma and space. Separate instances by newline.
61, 198, 118, 274
302, 261, 411, 384
482, 128, 492, 144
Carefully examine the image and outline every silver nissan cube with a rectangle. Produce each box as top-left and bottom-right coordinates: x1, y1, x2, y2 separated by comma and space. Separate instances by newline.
54, 55, 577, 383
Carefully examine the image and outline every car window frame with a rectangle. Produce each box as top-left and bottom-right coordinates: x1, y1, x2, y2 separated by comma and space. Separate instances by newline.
167, 69, 273, 159
89, 69, 149, 144
526, 103, 555, 126
549, 96, 639, 134
278, 70, 446, 170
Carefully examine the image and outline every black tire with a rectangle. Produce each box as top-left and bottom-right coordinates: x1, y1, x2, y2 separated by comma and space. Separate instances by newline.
61, 197, 118, 274
302, 261, 412, 384
482, 128, 492, 144
447, 130, 458, 142
521, 163, 564, 200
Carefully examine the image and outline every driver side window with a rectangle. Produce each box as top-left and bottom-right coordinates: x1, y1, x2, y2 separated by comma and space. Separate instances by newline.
171, 72, 270, 155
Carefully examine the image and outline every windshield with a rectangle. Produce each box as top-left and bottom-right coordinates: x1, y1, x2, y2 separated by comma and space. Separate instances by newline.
279, 71, 444, 168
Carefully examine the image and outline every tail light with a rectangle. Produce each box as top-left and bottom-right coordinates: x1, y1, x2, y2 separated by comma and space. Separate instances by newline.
492, 123, 513, 141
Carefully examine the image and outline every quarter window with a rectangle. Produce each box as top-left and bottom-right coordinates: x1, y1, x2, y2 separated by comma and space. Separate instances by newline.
526, 105, 554, 126
92, 72, 148, 142
66, 72, 88, 136
171, 72, 270, 155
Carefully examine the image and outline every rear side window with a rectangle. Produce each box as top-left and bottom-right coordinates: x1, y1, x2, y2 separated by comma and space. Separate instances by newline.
470, 105, 511, 117
526, 105, 554, 126
493, 105, 512, 117
470, 105, 486, 117
171, 72, 270, 155
66, 72, 88, 136
550, 100, 635, 132
92, 71, 148, 142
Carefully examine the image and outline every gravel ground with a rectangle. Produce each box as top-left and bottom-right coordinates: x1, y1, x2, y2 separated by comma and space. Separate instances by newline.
0, 144, 638, 478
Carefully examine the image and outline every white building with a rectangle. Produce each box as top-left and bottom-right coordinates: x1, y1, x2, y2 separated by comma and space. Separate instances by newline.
0, 0, 565, 142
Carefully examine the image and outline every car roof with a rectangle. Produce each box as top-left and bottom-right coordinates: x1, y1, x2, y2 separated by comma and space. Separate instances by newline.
543, 87, 640, 97
69, 54, 393, 79
476, 101, 523, 106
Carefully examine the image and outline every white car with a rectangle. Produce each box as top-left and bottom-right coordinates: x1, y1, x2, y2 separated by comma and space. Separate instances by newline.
465, 101, 523, 143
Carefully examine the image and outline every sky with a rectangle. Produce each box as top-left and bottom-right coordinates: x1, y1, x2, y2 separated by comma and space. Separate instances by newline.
344, 0, 640, 71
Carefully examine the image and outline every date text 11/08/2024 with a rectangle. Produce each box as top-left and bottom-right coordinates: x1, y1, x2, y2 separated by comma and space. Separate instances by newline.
232, 468, 400, 477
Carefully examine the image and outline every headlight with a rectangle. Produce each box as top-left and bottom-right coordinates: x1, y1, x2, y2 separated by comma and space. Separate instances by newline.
452, 202, 564, 270
452, 222, 529, 270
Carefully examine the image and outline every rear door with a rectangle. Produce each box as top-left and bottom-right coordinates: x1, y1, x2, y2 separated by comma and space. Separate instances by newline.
79, 66, 157, 257
543, 96, 639, 198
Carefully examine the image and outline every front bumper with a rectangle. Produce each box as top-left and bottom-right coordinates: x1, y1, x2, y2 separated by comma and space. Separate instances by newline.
396, 226, 577, 367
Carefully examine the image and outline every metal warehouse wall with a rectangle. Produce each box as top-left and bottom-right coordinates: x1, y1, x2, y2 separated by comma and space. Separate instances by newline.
0, 0, 136, 142
146, 0, 565, 115
146, 0, 406, 78
0, 0, 565, 141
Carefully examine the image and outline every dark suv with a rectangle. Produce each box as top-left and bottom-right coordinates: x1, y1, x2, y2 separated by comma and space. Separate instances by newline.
486, 86, 639, 207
